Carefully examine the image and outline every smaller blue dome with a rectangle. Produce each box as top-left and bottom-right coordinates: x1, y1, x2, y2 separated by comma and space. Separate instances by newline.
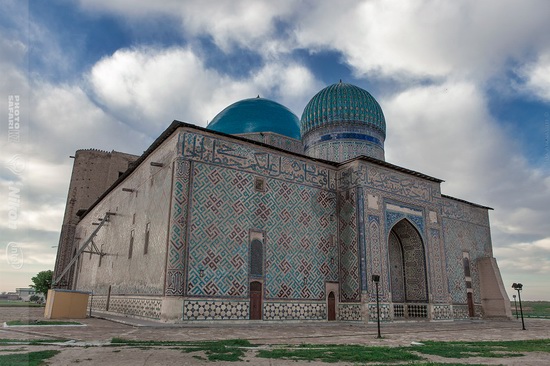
207, 97, 301, 140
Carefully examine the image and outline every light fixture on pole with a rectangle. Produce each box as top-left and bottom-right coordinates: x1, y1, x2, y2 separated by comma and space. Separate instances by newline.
372, 274, 381, 339
511, 283, 526, 330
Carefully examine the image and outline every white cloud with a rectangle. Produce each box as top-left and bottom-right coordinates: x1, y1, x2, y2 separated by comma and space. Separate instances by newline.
88, 46, 320, 126
78, 0, 550, 82
517, 52, 550, 102
78, 0, 297, 53
295, 0, 550, 81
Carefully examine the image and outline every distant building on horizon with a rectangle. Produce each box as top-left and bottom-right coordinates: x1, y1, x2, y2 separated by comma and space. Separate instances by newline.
53, 82, 511, 323
15, 288, 44, 302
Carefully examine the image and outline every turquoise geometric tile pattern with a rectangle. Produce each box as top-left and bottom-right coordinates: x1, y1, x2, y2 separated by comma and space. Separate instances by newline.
165, 158, 191, 296
339, 189, 360, 302
187, 162, 337, 300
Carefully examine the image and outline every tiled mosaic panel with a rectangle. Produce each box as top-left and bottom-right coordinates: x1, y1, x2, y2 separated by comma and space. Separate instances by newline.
442, 218, 488, 304
388, 231, 405, 302
88, 295, 107, 311
433, 305, 453, 320
236, 132, 304, 155
338, 304, 362, 321
385, 211, 425, 236
429, 228, 449, 303
263, 302, 326, 320
183, 300, 249, 320
368, 303, 391, 322
166, 159, 191, 296
452, 305, 469, 319
180, 132, 336, 190
89, 296, 162, 319
305, 140, 385, 162
442, 198, 490, 227
187, 162, 338, 300
339, 189, 360, 302
367, 166, 434, 204
475, 305, 483, 318
392, 219, 428, 302
367, 215, 389, 302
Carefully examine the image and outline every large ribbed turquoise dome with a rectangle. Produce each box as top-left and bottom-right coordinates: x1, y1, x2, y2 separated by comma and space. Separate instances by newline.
207, 97, 301, 139
300, 82, 387, 162
300, 82, 386, 137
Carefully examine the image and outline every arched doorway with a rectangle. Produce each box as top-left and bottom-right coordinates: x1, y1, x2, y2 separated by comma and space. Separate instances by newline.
327, 292, 336, 321
388, 219, 428, 319
249, 281, 263, 320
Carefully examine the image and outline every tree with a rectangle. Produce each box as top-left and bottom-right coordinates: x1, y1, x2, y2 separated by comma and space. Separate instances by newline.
30, 270, 53, 300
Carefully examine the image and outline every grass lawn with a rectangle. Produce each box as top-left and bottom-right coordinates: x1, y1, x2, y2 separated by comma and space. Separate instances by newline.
0, 301, 43, 308
511, 300, 550, 318
413, 339, 550, 358
111, 338, 550, 363
6, 320, 82, 326
257, 343, 422, 363
111, 338, 252, 361
0, 350, 59, 366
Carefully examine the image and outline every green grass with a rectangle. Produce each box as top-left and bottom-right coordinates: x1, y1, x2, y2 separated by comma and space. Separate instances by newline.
0, 339, 66, 345
6, 320, 82, 326
257, 344, 422, 363
414, 339, 550, 358
0, 350, 59, 366
105, 338, 550, 363
511, 300, 550, 318
0, 300, 43, 308
111, 338, 253, 361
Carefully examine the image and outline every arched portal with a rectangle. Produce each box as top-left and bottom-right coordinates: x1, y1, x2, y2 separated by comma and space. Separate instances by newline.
388, 219, 428, 306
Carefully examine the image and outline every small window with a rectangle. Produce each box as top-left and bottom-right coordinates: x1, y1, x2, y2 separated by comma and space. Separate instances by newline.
128, 230, 134, 259
132, 213, 136, 225
463, 257, 471, 277
144, 223, 150, 255
254, 177, 266, 192
250, 239, 263, 276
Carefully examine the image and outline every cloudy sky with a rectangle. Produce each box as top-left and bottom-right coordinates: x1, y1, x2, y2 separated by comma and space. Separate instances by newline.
1, 0, 549, 300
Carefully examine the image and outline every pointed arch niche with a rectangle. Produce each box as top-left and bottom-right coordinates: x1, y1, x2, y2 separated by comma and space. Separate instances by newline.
388, 219, 428, 304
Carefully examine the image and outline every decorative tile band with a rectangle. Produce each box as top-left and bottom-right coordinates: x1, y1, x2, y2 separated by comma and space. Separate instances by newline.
368, 303, 391, 322
180, 132, 336, 190
433, 304, 453, 320
338, 303, 362, 321
263, 301, 326, 320
89, 296, 162, 319
452, 305, 469, 319
183, 299, 249, 320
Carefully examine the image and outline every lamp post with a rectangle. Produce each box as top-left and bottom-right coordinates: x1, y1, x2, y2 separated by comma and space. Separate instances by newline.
372, 274, 381, 339
512, 294, 518, 319
511, 283, 526, 330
